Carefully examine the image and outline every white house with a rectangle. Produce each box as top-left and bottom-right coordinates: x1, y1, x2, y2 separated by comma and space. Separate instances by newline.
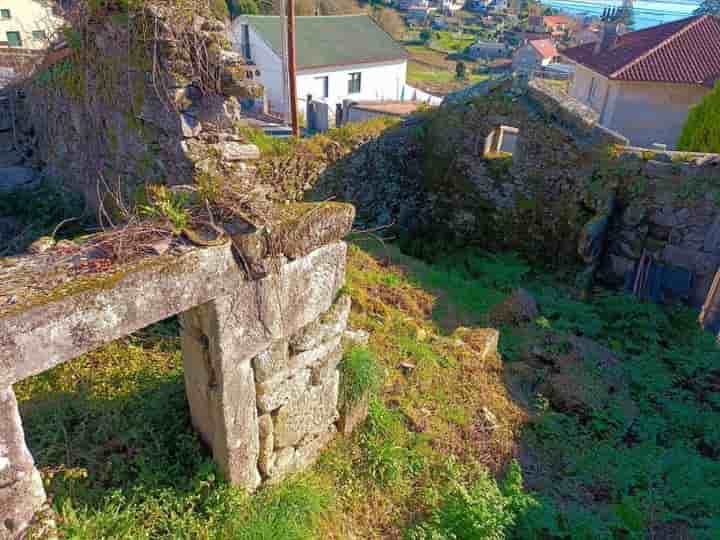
0, 0, 65, 50
231, 15, 409, 118
563, 15, 720, 148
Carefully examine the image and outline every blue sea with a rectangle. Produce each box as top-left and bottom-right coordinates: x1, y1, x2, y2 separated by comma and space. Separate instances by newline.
544, 0, 700, 29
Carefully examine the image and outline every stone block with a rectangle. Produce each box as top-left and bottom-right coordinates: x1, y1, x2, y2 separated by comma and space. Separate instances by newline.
337, 395, 369, 435
704, 216, 720, 255
213, 142, 260, 162
252, 340, 290, 384
269, 427, 337, 482
273, 370, 339, 449
180, 113, 202, 138
310, 345, 343, 386
0, 388, 47, 540
256, 370, 311, 414
290, 335, 342, 373
258, 414, 275, 478
290, 295, 351, 353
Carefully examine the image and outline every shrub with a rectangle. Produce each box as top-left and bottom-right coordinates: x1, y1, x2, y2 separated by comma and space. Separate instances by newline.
405, 462, 538, 540
678, 82, 720, 153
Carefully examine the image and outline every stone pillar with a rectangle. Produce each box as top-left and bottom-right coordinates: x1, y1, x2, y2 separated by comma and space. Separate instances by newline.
180, 242, 347, 490
0, 387, 47, 540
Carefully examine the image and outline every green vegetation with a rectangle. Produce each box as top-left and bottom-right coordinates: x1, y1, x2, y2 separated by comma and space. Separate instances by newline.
339, 347, 384, 405
14, 239, 720, 538
430, 30, 476, 53
678, 82, 720, 153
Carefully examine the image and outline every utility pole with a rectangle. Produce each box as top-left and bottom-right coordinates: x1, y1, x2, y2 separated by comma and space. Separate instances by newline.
287, 0, 300, 136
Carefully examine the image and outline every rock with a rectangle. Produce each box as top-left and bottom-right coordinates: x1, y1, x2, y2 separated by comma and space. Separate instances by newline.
535, 334, 635, 418
273, 370, 339, 448
256, 370, 311, 414
0, 388, 48, 540
343, 328, 370, 347
0, 167, 38, 192
291, 295, 351, 352
479, 406, 499, 430
195, 95, 243, 130
337, 395, 370, 435
257, 414, 274, 477
291, 335, 342, 374
489, 288, 539, 326
252, 340, 290, 384
310, 345, 342, 386
213, 142, 260, 162
704, 216, 720, 255
398, 362, 416, 373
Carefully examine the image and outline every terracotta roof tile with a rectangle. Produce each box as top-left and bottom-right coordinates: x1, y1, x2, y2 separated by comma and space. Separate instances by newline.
529, 39, 559, 58
562, 15, 720, 87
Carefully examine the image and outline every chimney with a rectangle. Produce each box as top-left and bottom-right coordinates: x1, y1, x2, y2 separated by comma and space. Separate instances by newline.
594, 7, 623, 53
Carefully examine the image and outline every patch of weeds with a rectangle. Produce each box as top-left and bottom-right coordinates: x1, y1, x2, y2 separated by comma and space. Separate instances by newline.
339, 347, 384, 406
139, 185, 191, 232
406, 461, 539, 540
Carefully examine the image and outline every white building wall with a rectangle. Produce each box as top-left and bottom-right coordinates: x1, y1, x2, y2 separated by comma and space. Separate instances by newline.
231, 17, 407, 117
569, 63, 710, 148
0, 0, 64, 50
569, 64, 610, 114
606, 81, 709, 149
230, 19, 286, 116
297, 61, 407, 109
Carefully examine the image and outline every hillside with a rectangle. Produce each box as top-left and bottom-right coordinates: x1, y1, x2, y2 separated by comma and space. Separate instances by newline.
14, 238, 720, 538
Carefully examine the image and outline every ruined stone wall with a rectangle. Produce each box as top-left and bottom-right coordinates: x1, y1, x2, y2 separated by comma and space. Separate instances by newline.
0, 199, 359, 538
310, 84, 720, 306
19, 1, 262, 211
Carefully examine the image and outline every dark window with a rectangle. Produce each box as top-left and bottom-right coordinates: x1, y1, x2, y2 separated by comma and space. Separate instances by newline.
32, 30, 46, 40
242, 24, 251, 60
316, 76, 329, 98
0, 10, 10, 19
348, 72, 361, 94
6, 31, 21, 47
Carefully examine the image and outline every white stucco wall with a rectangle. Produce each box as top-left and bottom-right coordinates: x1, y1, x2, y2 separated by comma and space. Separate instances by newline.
569, 64, 611, 116
569, 64, 710, 148
230, 19, 286, 116
605, 81, 709, 149
231, 17, 407, 117
297, 61, 407, 110
0, 0, 64, 50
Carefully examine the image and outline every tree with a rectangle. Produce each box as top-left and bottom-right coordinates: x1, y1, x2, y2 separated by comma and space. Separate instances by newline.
678, 82, 720, 152
695, 0, 720, 15
420, 29, 432, 43
455, 61, 466, 80
227, 0, 259, 16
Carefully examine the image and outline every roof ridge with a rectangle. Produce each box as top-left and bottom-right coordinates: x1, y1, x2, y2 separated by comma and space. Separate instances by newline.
611, 14, 705, 79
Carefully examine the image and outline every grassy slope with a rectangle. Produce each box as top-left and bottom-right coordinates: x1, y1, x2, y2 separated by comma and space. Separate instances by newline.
16, 240, 720, 539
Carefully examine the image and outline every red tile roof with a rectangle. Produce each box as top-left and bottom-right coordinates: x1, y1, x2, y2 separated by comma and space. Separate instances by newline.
543, 15, 573, 28
562, 15, 720, 87
529, 39, 559, 58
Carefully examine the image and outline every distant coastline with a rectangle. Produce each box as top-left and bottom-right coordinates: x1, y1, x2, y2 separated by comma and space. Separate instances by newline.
543, 0, 700, 29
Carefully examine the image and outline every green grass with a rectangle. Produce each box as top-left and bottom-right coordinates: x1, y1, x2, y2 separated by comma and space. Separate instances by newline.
339, 347, 385, 405
429, 31, 476, 53
407, 61, 489, 85
14, 241, 720, 539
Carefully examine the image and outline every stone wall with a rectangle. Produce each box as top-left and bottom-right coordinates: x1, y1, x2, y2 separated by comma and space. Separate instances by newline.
17, 2, 263, 211
309, 83, 720, 309
0, 201, 357, 539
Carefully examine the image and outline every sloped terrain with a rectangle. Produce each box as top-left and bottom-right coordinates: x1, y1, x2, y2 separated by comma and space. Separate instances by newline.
15, 239, 720, 539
